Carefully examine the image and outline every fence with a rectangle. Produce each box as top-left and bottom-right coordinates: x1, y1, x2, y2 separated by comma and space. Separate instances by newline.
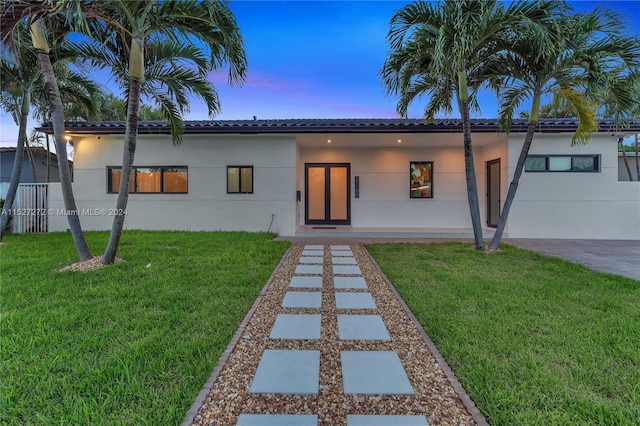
13, 183, 48, 234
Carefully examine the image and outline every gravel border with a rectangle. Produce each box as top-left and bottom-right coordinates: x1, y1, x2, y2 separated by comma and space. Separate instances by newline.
184, 244, 482, 425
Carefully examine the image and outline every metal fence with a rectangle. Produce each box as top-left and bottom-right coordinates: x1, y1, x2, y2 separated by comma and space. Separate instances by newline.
13, 183, 48, 234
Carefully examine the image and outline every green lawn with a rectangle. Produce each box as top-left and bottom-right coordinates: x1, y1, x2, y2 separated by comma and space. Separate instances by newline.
0, 231, 289, 425
367, 242, 640, 425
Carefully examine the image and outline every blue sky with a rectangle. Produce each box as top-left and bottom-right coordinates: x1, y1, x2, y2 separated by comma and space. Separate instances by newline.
1, 0, 639, 147
208, 0, 640, 121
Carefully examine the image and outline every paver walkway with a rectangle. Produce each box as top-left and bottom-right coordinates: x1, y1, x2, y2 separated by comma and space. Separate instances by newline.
185, 244, 485, 426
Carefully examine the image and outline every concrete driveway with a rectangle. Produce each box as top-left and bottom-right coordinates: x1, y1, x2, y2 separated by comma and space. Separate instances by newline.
505, 239, 640, 281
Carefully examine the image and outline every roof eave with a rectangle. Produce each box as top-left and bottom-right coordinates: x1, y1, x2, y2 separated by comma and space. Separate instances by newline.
35, 119, 639, 136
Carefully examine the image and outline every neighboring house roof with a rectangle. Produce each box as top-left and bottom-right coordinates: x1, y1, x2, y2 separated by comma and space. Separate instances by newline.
0, 147, 71, 184
37, 118, 639, 135
0, 146, 67, 160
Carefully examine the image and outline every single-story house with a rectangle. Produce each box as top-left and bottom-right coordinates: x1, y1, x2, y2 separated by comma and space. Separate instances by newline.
0, 147, 71, 199
39, 118, 640, 240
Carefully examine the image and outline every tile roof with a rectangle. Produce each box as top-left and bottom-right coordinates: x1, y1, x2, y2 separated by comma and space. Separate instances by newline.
37, 118, 639, 135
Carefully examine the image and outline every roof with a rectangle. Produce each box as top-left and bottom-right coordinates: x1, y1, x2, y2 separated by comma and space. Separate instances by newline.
37, 118, 639, 135
0, 146, 65, 160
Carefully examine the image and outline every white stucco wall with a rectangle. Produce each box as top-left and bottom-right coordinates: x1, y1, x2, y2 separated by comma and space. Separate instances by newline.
46, 130, 638, 240
49, 134, 297, 236
299, 146, 478, 229
506, 133, 640, 239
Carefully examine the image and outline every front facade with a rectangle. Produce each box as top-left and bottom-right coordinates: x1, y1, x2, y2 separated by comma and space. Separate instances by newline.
43, 119, 640, 240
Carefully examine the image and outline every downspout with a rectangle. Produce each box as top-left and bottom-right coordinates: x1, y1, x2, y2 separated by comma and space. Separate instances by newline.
635, 133, 639, 181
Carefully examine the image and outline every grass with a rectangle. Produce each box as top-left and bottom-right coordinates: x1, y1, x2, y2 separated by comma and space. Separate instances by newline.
367, 242, 640, 426
0, 231, 289, 425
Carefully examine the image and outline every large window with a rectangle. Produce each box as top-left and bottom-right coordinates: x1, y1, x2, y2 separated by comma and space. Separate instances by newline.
525, 155, 600, 172
108, 166, 188, 193
227, 166, 253, 193
410, 161, 433, 198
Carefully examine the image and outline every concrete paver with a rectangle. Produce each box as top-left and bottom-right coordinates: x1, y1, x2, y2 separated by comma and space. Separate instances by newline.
333, 265, 362, 275
237, 414, 319, 426
335, 292, 377, 309
299, 256, 324, 264
341, 351, 414, 395
338, 315, 390, 340
249, 350, 320, 394
334, 276, 368, 289
269, 314, 322, 340
332, 256, 358, 264
301, 249, 324, 256
289, 276, 323, 288
347, 415, 430, 426
295, 264, 323, 275
282, 291, 322, 308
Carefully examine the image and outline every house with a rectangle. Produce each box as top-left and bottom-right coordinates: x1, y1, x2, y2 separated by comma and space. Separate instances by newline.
0, 147, 72, 199
39, 118, 640, 240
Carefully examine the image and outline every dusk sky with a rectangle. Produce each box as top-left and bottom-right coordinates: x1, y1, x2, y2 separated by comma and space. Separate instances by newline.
1, 0, 639, 147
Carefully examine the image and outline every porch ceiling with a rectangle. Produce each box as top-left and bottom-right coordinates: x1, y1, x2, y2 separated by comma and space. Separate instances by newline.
295, 132, 505, 148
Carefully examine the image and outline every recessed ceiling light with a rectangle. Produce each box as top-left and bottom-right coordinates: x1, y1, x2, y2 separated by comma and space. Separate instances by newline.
327, 139, 332, 144
397, 139, 402, 143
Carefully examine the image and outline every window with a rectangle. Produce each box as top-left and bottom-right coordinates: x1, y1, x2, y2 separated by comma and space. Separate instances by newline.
108, 166, 188, 193
162, 168, 189, 192
227, 166, 253, 193
525, 155, 600, 172
410, 161, 433, 198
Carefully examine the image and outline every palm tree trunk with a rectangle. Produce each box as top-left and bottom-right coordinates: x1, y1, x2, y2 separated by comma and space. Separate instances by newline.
101, 77, 142, 264
488, 121, 537, 250
460, 100, 485, 250
102, 36, 144, 265
620, 138, 633, 181
0, 91, 30, 240
31, 19, 93, 261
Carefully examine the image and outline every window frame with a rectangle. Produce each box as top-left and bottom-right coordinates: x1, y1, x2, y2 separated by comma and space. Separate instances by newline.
227, 165, 254, 194
524, 155, 600, 173
107, 166, 188, 194
410, 161, 434, 199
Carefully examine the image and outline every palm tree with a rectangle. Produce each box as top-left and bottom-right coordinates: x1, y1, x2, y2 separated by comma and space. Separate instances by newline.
75, 0, 246, 264
381, 0, 563, 250
0, 17, 99, 242
485, 7, 640, 250
0, 26, 34, 238
1, 1, 94, 260
603, 75, 640, 182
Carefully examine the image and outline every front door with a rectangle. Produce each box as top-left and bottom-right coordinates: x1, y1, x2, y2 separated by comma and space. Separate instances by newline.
305, 163, 350, 225
486, 159, 501, 228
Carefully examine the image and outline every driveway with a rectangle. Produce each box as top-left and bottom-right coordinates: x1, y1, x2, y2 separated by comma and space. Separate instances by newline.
505, 239, 640, 281
281, 236, 640, 281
